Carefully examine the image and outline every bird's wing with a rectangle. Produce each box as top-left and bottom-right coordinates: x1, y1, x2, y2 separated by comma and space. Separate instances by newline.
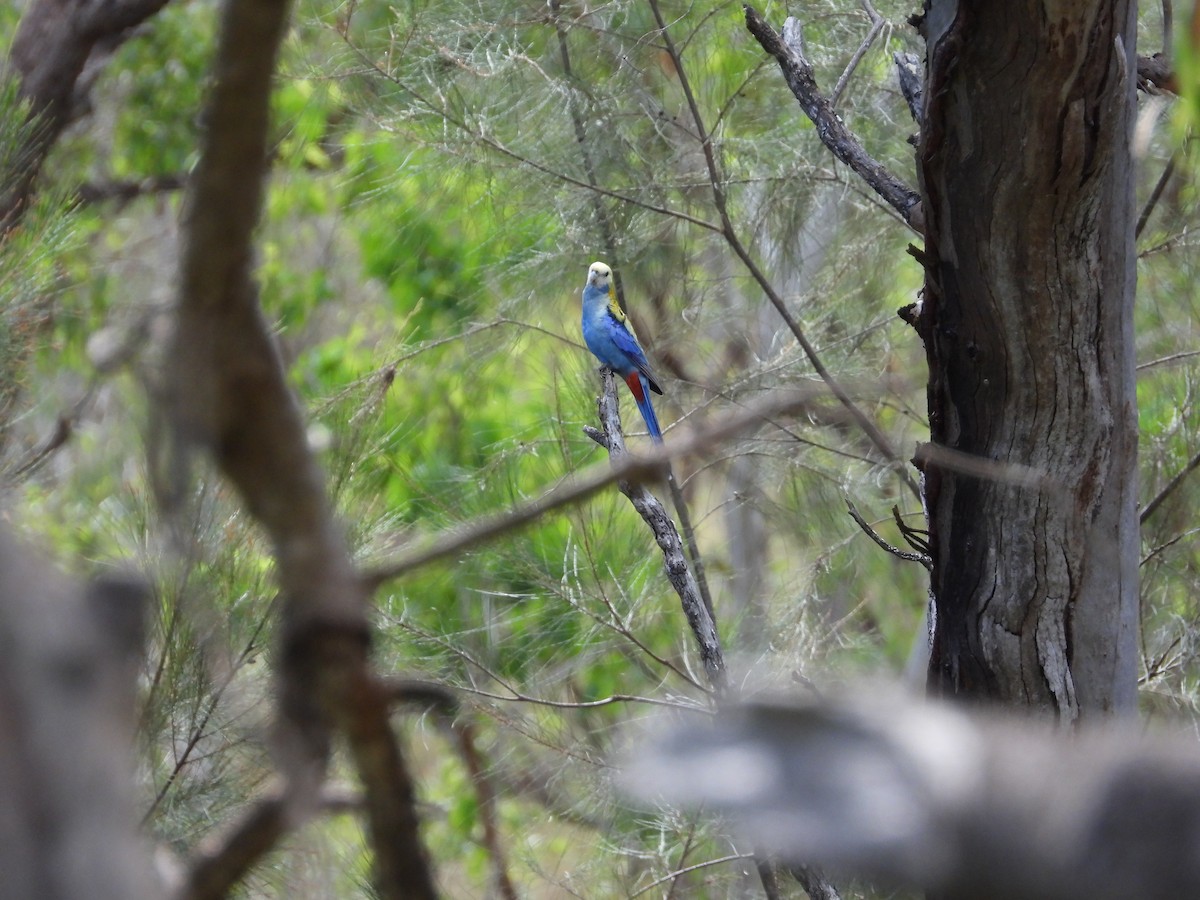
604, 309, 662, 394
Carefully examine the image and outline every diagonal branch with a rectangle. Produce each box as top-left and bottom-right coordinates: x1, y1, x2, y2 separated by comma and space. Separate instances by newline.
1141, 447, 1200, 524
846, 499, 931, 570
180, 784, 359, 900
651, 0, 918, 500
744, 5, 924, 233
165, 0, 434, 896
362, 386, 833, 588
830, 0, 886, 107
584, 368, 728, 694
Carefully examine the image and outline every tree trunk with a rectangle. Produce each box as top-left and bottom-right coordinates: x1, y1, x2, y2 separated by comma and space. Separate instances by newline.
917, 0, 1139, 717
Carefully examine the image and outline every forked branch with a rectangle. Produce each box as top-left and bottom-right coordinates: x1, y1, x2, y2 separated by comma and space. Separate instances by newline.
744, 5, 924, 233
585, 368, 728, 694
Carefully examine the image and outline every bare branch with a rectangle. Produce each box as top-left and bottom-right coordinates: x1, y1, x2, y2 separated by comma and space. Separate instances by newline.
845, 500, 931, 570
1141, 447, 1200, 524
179, 784, 359, 900
589, 367, 728, 694
891, 504, 930, 555
893, 51, 924, 122
630, 854, 759, 898
1138, 348, 1200, 371
743, 5, 924, 233
165, 0, 434, 895
829, 1, 886, 108
1136, 155, 1176, 239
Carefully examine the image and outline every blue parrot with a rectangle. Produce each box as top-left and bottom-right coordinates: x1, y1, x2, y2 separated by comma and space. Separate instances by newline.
581, 261, 664, 442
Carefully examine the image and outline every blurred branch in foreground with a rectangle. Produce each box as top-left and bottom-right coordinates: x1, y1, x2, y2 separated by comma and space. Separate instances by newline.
0, 526, 161, 900
625, 691, 1200, 900
164, 0, 434, 895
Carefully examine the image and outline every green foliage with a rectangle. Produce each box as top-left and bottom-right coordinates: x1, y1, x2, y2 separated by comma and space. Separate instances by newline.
8, 0, 1200, 895
108, 3, 217, 177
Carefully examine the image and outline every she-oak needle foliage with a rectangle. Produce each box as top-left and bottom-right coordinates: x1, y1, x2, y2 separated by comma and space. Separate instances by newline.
4, 0, 1200, 895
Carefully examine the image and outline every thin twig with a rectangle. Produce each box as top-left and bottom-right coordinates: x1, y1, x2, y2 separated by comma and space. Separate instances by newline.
651, 0, 919, 501
1141, 447, 1200, 524
1137, 348, 1200, 371
1141, 526, 1200, 567
1136, 155, 1176, 239
630, 853, 759, 898
338, 34, 722, 235
744, 5, 923, 232
846, 500, 931, 570
143, 602, 273, 824
892, 504, 931, 555
7, 380, 100, 480
830, 0, 886, 107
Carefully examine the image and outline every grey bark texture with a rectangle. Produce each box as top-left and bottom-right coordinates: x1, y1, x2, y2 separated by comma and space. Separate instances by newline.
915, 0, 1140, 717
626, 693, 1200, 900
0, 528, 162, 900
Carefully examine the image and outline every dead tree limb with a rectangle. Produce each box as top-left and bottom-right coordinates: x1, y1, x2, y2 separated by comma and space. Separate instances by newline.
744, 5, 924, 233
584, 368, 728, 695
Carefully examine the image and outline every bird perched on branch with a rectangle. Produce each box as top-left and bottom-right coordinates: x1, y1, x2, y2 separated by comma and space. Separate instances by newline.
581, 261, 664, 442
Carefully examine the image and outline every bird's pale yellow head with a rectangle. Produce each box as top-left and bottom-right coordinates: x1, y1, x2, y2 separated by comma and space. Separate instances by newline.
587, 261, 612, 292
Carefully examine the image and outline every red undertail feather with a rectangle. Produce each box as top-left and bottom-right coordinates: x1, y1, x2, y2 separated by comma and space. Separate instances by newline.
624, 372, 646, 402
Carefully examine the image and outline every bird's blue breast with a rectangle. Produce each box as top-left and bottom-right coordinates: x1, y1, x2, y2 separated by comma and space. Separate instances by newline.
582, 286, 635, 375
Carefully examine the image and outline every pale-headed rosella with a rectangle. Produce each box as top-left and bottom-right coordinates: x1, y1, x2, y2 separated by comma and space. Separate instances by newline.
580, 261, 664, 442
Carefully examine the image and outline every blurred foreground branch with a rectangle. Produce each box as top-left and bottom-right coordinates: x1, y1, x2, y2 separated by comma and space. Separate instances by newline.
363, 383, 837, 588
0, 527, 161, 900
3, 0, 171, 235
164, 0, 434, 895
626, 692, 1200, 900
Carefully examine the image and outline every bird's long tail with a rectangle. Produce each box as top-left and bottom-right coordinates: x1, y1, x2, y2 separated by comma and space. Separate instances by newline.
625, 373, 663, 442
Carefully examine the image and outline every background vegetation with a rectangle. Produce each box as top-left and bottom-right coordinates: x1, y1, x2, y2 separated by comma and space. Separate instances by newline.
1, 0, 1196, 895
